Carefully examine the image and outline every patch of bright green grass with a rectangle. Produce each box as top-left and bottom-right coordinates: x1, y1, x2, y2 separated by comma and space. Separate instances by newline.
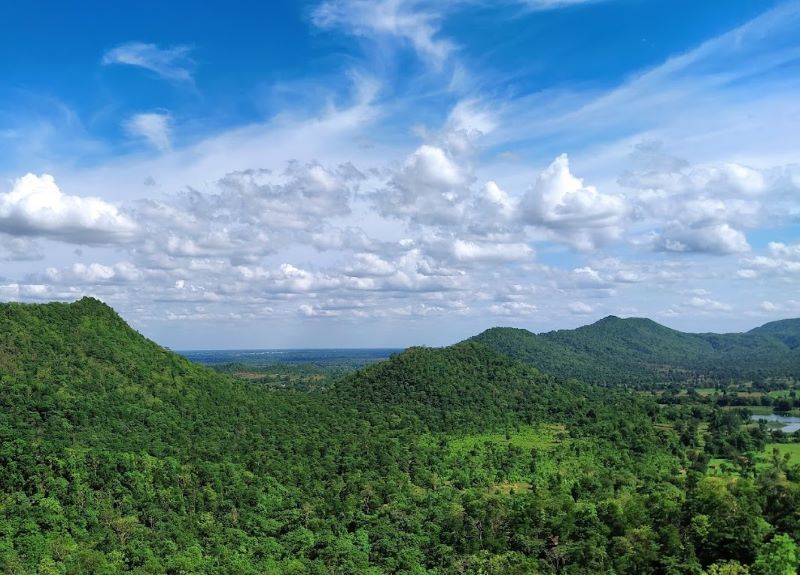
448, 424, 565, 452
761, 442, 800, 464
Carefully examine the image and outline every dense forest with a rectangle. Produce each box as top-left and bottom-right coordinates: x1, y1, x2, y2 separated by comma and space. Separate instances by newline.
1, 298, 799, 574
472, 316, 800, 386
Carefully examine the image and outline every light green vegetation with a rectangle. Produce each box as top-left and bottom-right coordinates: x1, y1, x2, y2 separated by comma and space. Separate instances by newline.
448, 423, 566, 452
761, 442, 800, 463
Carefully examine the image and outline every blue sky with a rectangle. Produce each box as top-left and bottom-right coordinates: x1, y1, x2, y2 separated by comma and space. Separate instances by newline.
1, 0, 799, 348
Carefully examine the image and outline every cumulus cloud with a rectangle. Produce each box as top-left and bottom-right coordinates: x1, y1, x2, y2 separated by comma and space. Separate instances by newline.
130, 161, 364, 266
520, 154, 626, 250
344, 253, 397, 277
489, 301, 538, 316
102, 42, 194, 82
738, 241, 800, 277
622, 143, 800, 255
687, 296, 732, 312
44, 262, 142, 285
0, 174, 136, 244
125, 113, 173, 151
651, 223, 750, 255
375, 144, 472, 225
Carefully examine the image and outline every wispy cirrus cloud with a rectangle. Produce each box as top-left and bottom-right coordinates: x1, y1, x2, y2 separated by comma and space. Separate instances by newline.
311, 0, 455, 66
519, 0, 610, 10
102, 42, 195, 83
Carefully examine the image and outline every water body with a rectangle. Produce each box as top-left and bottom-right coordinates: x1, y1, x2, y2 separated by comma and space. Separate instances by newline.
179, 348, 402, 367
751, 414, 800, 433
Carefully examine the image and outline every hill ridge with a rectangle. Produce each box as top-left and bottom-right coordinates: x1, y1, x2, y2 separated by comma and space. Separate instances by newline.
471, 316, 800, 385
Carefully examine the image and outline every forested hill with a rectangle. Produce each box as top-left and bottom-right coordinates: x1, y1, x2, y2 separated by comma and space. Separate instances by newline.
331, 342, 656, 442
749, 318, 800, 348
471, 316, 800, 385
0, 297, 681, 574
2, 298, 799, 573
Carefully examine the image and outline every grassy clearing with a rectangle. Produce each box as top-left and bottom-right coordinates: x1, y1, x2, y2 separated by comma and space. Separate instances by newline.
761, 442, 800, 464
711, 442, 800, 475
448, 423, 566, 452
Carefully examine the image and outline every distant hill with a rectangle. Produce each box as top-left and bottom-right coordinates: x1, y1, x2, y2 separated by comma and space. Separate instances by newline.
749, 318, 800, 349
471, 316, 800, 385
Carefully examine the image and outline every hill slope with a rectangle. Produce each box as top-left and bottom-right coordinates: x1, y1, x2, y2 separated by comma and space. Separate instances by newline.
472, 316, 800, 385
0, 298, 673, 574
749, 318, 800, 349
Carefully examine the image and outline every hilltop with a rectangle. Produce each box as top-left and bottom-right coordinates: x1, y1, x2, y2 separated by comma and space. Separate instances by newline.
472, 316, 800, 385
749, 318, 800, 348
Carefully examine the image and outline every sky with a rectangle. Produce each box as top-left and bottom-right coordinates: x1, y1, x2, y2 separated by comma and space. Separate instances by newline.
1, 0, 799, 348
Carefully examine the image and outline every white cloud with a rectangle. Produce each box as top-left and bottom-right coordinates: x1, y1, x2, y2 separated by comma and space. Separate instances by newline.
489, 301, 538, 316
125, 113, 173, 151
0, 174, 136, 244
687, 296, 731, 312
375, 144, 472, 225
344, 253, 397, 277
768, 241, 800, 260
520, 154, 626, 250
568, 301, 594, 314
102, 42, 194, 82
448, 239, 533, 263
760, 300, 780, 312
620, 145, 800, 255
739, 242, 800, 277
311, 0, 454, 65
652, 223, 750, 255
43, 262, 143, 285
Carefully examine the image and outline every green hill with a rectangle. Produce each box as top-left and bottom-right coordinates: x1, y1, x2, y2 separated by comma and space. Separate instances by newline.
748, 318, 800, 349
472, 316, 800, 385
0, 297, 672, 574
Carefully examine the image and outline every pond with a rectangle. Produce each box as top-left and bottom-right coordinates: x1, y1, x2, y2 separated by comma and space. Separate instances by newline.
751, 414, 800, 433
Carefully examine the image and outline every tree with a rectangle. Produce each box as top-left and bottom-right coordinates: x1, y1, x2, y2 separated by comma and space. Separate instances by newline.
705, 561, 750, 574
752, 534, 799, 575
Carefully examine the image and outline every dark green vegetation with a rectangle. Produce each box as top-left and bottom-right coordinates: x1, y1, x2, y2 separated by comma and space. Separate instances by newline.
472, 316, 800, 386
1, 298, 799, 574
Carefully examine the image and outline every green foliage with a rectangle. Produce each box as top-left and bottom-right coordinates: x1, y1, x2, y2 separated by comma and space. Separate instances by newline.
472, 316, 800, 386
0, 298, 798, 573
752, 534, 799, 575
